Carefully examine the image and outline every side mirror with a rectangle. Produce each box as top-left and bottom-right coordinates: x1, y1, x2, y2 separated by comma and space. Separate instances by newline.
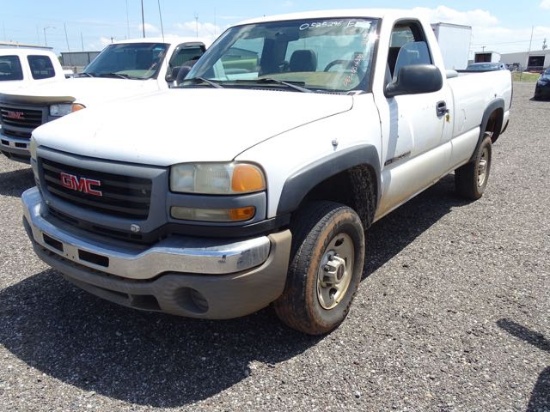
385, 64, 443, 97
165, 66, 181, 83
175, 66, 192, 85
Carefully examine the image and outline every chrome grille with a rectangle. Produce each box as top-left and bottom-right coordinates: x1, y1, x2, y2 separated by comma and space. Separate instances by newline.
0, 106, 43, 132
41, 158, 152, 219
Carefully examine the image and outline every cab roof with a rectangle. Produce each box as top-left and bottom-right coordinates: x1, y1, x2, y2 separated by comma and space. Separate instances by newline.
236, 8, 422, 25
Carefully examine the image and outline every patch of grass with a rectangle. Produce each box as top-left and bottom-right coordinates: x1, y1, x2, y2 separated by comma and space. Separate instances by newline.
512, 72, 540, 82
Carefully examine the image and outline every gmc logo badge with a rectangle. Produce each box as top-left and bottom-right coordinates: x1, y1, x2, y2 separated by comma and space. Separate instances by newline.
60, 172, 103, 196
6, 111, 25, 120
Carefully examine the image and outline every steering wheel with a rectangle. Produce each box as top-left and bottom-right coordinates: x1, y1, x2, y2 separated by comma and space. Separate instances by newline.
324, 59, 354, 72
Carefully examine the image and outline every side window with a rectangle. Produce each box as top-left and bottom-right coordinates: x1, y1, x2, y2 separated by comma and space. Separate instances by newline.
221, 38, 263, 76
169, 45, 206, 69
393, 42, 431, 77
387, 22, 432, 80
0, 56, 24, 81
28, 55, 56, 79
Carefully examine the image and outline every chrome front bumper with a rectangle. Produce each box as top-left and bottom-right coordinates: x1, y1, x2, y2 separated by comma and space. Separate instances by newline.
0, 130, 31, 163
22, 187, 292, 319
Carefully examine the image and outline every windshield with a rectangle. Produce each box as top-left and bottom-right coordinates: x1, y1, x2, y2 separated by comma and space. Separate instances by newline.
82, 42, 169, 80
182, 17, 379, 93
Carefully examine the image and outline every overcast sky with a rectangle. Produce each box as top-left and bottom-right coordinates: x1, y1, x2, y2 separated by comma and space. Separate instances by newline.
1, 0, 550, 56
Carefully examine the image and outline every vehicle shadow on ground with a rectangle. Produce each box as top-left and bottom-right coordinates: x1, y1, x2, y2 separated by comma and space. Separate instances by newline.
496, 319, 550, 411
0, 269, 321, 407
0, 167, 34, 197
0, 175, 473, 407
362, 173, 470, 278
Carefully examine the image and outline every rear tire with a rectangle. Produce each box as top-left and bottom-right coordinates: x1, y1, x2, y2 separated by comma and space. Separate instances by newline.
274, 201, 365, 335
455, 134, 492, 200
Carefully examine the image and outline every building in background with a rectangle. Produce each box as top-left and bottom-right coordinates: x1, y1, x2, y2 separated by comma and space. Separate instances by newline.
60, 51, 101, 73
474, 51, 501, 63
499, 49, 550, 72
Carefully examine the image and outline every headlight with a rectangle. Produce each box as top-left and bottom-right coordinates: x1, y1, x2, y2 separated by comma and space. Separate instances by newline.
29, 136, 37, 159
49, 103, 86, 117
170, 163, 266, 194
29, 137, 39, 181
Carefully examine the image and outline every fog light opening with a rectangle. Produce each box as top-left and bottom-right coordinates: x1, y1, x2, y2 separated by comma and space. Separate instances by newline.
174, 287, 209, 314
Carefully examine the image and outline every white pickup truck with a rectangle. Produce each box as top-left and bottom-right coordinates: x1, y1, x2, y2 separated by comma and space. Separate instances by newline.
0, 37, 208, 162
0, 48, 66, 92
21, 9, 512, 335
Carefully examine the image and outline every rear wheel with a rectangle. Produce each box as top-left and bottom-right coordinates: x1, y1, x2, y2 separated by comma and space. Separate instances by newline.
455, 134, 492, 200
274, 201, 365, 335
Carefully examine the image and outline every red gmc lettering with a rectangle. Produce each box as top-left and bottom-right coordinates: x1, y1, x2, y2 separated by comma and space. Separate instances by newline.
6, 111, 24, 120
60, 172, 102, 196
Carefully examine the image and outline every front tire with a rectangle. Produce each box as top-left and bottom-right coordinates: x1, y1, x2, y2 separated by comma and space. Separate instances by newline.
455, 134, 492, 200
274, 201, 365, 335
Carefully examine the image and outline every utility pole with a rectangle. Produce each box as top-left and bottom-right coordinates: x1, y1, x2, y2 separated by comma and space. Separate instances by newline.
43, 25, 54, 47
141, 0, 146, 38
195, 13, 199, 37
64, 23, 70, 52
158, 0, 164, 40
125, 0, 130, 39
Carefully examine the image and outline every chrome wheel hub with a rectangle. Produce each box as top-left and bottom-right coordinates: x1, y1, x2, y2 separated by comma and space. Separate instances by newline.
477, 147, 489, 187
317, 233, 354, 310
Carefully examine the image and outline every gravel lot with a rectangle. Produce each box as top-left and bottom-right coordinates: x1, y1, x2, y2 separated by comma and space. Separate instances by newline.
0, 82, 548, 412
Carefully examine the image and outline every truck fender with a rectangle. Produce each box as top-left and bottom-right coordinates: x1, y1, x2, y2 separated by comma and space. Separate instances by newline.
469, 98, 505, 162
481, 99, 505, 139
276, 145, 380, 225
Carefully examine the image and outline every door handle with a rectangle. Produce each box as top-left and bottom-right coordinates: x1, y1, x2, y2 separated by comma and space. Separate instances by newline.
436, 101, 448, 117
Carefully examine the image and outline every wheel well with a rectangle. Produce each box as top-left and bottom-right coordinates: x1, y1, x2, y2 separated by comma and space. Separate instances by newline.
484, 108, 503, 143
299, 164, 377, 230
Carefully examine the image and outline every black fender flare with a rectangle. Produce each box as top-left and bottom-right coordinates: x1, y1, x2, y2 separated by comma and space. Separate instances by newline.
468, 98, 505, 162
276, 145, 381, 217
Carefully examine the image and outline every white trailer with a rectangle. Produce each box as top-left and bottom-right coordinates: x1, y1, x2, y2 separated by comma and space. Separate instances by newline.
432, 22, 472, 70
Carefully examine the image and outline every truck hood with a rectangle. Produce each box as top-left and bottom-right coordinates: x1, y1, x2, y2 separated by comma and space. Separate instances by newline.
34, 88, 354, 165
2, 77, 159, 106
0, 79, 60, 92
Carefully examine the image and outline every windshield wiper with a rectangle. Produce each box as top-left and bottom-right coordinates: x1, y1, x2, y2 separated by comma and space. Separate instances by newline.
97, 73, 141, 80
180, 77, 223, 88
77, 72, 96, 78
239, 78, 312, 93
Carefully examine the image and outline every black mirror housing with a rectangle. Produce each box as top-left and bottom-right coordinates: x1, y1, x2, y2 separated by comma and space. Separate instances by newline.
385, 64, 443, 97
165, 66, 182, 83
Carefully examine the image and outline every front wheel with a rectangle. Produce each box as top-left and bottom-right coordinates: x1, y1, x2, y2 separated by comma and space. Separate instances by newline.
274, 201, 365, 335
455, 134, 492, 200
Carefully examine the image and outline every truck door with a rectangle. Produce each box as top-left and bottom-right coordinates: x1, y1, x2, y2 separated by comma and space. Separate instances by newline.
375, 21, 454, 218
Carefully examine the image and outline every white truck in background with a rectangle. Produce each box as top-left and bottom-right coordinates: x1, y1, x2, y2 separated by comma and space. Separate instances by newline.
0, 48, 66, 91
0, 37, 208, 162
22, 9, 512, 335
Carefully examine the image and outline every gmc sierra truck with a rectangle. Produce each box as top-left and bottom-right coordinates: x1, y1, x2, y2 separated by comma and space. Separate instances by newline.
0, 37, 208, 162
21, 9, 512, 335
0, 48, 66, 92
